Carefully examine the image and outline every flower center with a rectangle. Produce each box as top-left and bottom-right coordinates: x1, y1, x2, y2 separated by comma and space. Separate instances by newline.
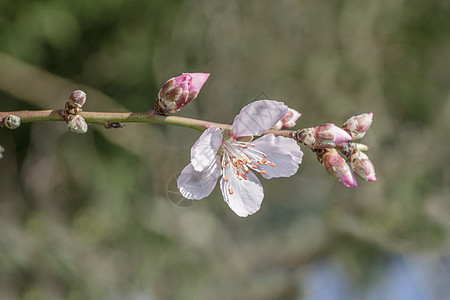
219, 138, 276, 193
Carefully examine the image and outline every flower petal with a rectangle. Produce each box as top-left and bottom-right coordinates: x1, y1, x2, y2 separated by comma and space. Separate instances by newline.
232, 100, 288, 137
190, 127, 223, 171
250, 134, 303, 179
177, 159, 221, 200
186, 73, 210, 92
220, 166, 264, 217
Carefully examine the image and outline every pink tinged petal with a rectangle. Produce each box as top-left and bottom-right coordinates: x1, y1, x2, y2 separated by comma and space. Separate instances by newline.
185, 72, 210, 103
186, 73, 210, 92
220, 165, 264, 217
250, 134, 303, 179
190, 127, 223, 171
232, 100, 288, 137
273, 108, 302, 129
177, 159, 221, 200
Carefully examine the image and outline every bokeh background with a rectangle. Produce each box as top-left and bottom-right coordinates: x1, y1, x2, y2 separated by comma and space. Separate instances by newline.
1, 0, 450, 299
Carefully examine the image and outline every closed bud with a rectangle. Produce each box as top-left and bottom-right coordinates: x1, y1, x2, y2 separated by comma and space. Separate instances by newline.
4, 114, 21, 129
273, 108, 301, 129
348, 151, 376, 181
66, 114, 88, 134
317, 148, 358, 187
342, 112, 373, 140
69, 90, 87, 108
155, 73, 210, 115
296, 123, 351, 148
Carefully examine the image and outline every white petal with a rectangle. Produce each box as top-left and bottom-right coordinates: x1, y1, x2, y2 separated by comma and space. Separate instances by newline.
190, 127, 223, 171
251, 134, 303, 179
232, 100, 288, 137
177, 159, 221, 200
220, 166, 264, 217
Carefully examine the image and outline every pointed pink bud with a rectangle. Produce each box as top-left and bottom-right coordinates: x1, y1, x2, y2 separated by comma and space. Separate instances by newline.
273, 108, 301, 129
319, 148, 358, 187
69, 90, 87, 108
343, 112, 373, 140
155, 73, 210, 115
296, 123, 351, 148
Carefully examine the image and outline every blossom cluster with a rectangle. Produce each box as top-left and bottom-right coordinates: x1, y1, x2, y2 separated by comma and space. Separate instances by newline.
295, 113, 376, 187
154, 73, 376, 217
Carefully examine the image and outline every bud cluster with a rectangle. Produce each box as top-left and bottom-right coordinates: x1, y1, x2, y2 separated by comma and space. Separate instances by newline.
64, 90, 88, 134
296, 112, 376, 187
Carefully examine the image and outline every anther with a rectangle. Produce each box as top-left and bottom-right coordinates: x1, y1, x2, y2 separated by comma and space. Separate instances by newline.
224, 177, 229, 182
260, 170, 267, 175
243, 174, 248, 180
228, 188, 234, 195
270, 162, 276, 167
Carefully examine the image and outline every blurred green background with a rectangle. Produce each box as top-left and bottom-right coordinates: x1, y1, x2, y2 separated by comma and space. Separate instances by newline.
1, 0, 449, 299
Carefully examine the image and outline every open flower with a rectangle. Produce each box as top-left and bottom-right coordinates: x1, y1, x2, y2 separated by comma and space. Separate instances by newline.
177, 100, 303, 217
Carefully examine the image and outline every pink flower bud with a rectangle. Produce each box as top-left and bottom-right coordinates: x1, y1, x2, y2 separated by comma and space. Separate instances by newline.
348, 151, 376, 181
273, 108, 301, 129
342, 112, 373, 140
155, 73, 210, 115
336, 142, 376, 182
318, 148, 358, 187
296, 123, 351, 148
69, 90, 87, 108
66, 114, 88, 134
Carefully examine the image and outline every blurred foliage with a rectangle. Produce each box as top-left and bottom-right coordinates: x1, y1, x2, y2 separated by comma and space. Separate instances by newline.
0, 0, 450, 299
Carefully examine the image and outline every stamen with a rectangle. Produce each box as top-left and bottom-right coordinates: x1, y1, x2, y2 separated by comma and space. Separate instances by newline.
243, 174, 248, 180
237, 175, 243, 181
228, 188, 233, 194
270, 162, 276, 167
261, 170, 267, 175
224, 176, 229, 182
252, 165, 258, 169
251, 144, 256, 147
263, 153, 267, 158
